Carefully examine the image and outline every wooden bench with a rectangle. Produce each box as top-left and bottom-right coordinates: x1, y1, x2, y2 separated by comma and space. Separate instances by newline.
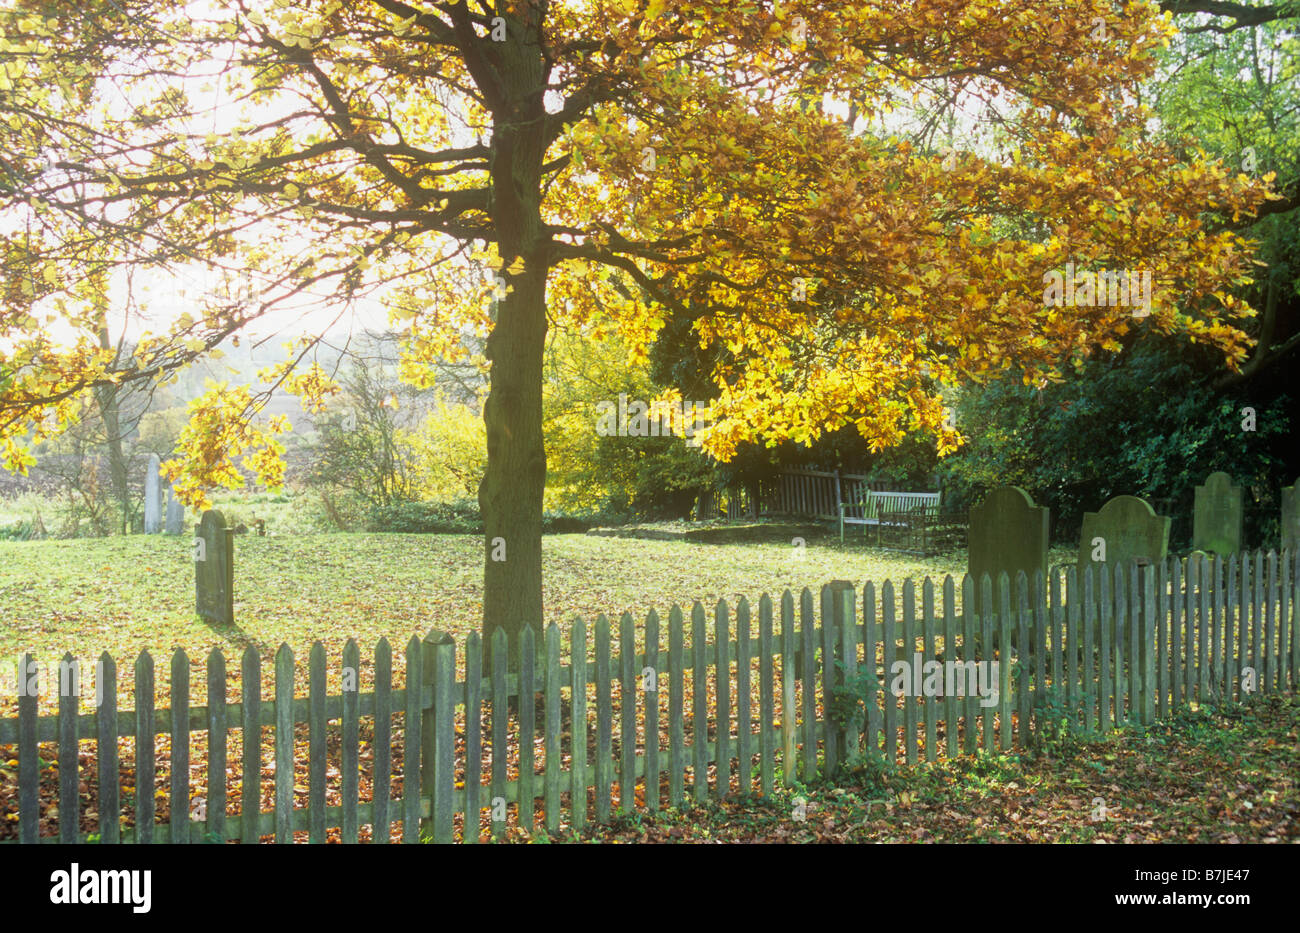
839, 489, 941, 544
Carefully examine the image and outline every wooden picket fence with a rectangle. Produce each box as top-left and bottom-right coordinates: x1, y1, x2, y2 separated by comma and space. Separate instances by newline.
1, 549, 1295, 843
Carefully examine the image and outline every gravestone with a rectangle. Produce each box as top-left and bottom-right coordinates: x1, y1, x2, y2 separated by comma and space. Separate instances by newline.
143, 454, 162, 534
968, 486, 1049, 620
1079, 495, 1170, 575
1079, 496, 1169, 653
1192, 471, 1243, 555
164, 485, 184, 535
1282, 478, 1299, 553
194, 509, 234, 626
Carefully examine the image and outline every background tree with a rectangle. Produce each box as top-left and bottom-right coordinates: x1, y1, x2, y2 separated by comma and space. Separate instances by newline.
938, 0, 1299, 543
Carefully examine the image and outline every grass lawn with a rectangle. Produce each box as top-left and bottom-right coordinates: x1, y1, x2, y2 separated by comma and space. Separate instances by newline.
563, 694, 1300, 844
0, 526, 1064, 714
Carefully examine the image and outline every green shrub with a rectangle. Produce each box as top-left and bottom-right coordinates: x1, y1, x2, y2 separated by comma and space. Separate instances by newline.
366, 499, 483, 534
0, 519, 41, 541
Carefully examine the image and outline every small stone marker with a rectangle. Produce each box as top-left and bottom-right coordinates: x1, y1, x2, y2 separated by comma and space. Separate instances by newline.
1282, 478, 1299, 553
164, 484, 184, 535
1192, 471, 1243, 556
143, 453, 162, 534
195, 509, 234, 626
968, 486, 1049, 619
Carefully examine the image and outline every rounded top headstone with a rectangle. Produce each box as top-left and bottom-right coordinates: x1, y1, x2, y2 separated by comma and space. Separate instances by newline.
1097, 495, 1159, 518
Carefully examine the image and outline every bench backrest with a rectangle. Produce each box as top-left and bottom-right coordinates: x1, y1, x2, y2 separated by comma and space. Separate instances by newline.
864, 490, 940, 515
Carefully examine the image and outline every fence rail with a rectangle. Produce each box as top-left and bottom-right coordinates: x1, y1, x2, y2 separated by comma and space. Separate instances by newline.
2, 549, 1295, 843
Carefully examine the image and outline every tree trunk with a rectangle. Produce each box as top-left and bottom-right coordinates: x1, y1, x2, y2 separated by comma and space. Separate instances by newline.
94, 325, 132, 534
478, 13, 550, 669
480, 262, 548, 668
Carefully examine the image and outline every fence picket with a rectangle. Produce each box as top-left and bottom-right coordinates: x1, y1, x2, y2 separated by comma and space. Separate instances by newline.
903, 580, 918, 764
1185, 557, 1198, 704
135, 652, 155, 845
570, 619, 588, 831
1066, 567, 1080, 732
1142, 559, 1156, 725
1171, 558, 1183, 707
1050, 568, 1064, 703
1164, 558, 1175, 722
18, 655, 37, 845
1099, 567, 1113, 731
274, 644, 294, 844
669, 606, 686, 806
170, 649, 190, 844
308, 642, 326, 844
1114, 566, 1127, 726
373, 638, 391, 844
961, 576, 977, 754
340, 640, 359, 844
207, 649, 227, 843
1266, 551, 1278, 693
429, 632, 455, 844
1082, 567, 1097, 732
1033, 571, 1047, 735
941, 578, 957, 757
737, 598, 753, 795
998, 574, 1012, 749
58, 653, 79, 844
97, 653, 119, 845
780, 592, 797, 784
800, 589, 817, 781
1227, 556, 1240, 700
882, 580, 899, 763
923, 579, 937, 763
1017, 573, 1031, 747
859, 581, 878, 759
1252, 551, 1264, 692
1238, 554, 1250, 699
758, 595, 775, 796
1290, 551, 1300, 689
544, 624, 562, 833
643, 612, 660, 814
620, 613, 637, 810
981, 575, 995, 750
717, 602, 728, 800
401, 636, 420, 843
820, 587, 839, 775
1274, 554, 1287, 691
1210, 557, 1224, 699
465, 632, 483, 843
1199, 556, 1211, 700
1129, 562, 1141, 720
692, 602, 708, 802
490, 629, 508, 840
518, 626, 536, 832
595, 615, 612, 824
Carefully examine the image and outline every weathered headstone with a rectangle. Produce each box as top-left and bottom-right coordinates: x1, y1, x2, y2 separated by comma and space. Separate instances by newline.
164, 484, 184, 535
1079, 495, 1170, 574
1282, 478, 1299, 553
1079, 495, 1169, 653
968, 486, 1049, 620
143, 453, 162, 534
194, 509, 234, 626
1192, 471, 1243, 555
